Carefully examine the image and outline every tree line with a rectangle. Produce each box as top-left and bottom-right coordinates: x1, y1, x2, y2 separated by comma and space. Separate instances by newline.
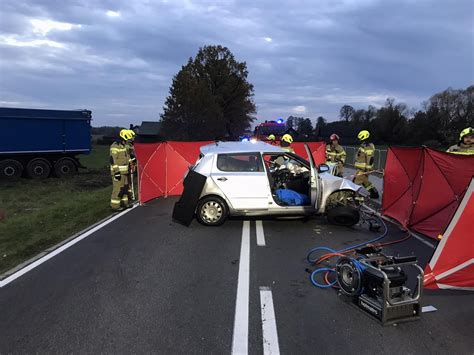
287, 86, 473, 147
155, 45, 473, 147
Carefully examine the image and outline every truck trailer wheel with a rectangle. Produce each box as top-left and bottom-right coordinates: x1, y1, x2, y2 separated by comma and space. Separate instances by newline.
26, 158, 51, 179
54, 158, 77, 177
0, 159, 23, 180
326, 206, 360, 227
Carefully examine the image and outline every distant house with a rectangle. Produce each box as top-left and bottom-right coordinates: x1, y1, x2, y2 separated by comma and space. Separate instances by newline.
137, 121, 163, 142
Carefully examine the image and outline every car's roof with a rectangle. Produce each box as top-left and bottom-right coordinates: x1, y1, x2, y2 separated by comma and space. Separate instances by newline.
200, 141, 285, 155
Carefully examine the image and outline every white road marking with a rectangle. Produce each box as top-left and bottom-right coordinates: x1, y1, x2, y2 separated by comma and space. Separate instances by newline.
256, 220, 266, 246
409, 230, 436, 249
422, 305, 438, 313
232, 220, 250, 355
0, 205, 139, 288
362, 205, 436, 249
260, 287, 280, 355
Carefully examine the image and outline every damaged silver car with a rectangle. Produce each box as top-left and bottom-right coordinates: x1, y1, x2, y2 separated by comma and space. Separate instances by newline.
173, 141, 368, 226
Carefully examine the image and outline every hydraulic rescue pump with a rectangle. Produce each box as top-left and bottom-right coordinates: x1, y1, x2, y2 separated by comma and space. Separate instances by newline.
336, 246, 423, 325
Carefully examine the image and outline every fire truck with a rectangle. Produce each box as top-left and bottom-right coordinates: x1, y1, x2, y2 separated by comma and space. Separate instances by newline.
253, 119, 289, 142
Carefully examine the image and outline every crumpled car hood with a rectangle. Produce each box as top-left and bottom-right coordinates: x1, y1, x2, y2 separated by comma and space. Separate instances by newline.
320, 172, 361, 191
318, 172, 365, 212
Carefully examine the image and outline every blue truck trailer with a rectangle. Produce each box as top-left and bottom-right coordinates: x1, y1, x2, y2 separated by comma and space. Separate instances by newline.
0, 107, 92, 180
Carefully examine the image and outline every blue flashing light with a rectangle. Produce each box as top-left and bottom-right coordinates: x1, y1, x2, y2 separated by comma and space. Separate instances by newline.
241, 137, 249, 142
277, 118, 284, 124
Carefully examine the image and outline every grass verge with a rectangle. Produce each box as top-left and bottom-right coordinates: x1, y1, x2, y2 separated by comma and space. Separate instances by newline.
0, 145, 118, 274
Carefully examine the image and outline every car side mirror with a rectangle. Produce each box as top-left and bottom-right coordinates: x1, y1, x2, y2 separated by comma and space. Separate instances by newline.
318, 163, 330, 173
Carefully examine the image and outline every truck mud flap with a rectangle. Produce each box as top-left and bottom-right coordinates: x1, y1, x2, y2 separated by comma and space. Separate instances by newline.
172, 170, 207, 226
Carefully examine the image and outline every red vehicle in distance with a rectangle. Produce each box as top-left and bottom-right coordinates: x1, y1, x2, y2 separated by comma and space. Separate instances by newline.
254, 119, 288, 143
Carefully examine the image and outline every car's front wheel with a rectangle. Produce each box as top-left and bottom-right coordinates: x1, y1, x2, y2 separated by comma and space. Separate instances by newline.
196, 196, 228, 226
326, 206, 360, 226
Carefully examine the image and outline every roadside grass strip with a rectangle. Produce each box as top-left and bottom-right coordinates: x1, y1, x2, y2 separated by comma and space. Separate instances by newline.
0, 205, 138, 288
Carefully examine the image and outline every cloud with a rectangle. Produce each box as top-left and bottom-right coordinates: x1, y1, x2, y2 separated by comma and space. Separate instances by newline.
292, 105, 307, 113
106, 10, 121, 18
30, 19, 81, 35
0, 35, 65, 48
0, 0, 472, 127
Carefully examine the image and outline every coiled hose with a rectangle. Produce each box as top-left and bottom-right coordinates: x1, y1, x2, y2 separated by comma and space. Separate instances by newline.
307, 208, 391, 289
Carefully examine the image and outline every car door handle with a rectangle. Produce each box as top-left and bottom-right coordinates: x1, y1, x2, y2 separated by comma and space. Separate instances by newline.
217, 177, 228, 182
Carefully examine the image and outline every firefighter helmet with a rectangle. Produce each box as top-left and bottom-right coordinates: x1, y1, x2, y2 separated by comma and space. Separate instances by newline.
267, 134, 276, 141
460, 127, 473, 140
357, 130, 370, 141
330, 133, 340, 141
282, 134, 293, 144
120, 129, 134, 141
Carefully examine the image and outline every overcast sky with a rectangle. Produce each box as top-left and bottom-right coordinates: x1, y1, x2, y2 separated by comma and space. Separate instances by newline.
0, 0, 473, 127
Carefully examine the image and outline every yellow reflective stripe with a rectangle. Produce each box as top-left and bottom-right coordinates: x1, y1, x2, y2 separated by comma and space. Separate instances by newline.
355, 162, 366, 169
110, 148, 127, 152
118, 165, 129, 172
449, 151, 474, 155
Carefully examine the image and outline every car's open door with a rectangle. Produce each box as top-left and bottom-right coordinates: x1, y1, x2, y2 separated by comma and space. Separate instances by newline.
172, 170, 207, 226
304, 144, 318, 208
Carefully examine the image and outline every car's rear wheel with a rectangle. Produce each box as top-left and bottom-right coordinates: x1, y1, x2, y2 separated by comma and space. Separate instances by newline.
326, 206, 360, 226
196, 196, 228, 226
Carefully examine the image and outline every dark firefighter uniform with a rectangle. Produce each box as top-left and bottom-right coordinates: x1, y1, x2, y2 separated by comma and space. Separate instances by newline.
110, 130, 134, 210
353, 130, 379, 198
326, 141, 346, 177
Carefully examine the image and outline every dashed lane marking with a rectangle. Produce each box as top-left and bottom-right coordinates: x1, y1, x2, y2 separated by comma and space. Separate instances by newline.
256, 220, 266, 246
260, 286, 280, 355
232, 221, 250, 354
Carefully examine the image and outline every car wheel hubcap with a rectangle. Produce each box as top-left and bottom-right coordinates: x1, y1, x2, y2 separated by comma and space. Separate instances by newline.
201, 201, 223, 223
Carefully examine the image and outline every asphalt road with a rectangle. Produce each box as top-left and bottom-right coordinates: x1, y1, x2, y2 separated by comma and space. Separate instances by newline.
1, 197, 473, 354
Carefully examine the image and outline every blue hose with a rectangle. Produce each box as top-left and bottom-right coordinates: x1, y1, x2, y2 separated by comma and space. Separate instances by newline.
306, 212, 388, 263
307, 211, 388, 289
310, 268, 337, 288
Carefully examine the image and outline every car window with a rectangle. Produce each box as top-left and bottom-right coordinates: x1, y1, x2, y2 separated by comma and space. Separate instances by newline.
217, 153, 264, 172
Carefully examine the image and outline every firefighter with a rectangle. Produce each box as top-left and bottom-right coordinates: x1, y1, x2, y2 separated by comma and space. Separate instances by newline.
267, 134, 276, 144
325, 133, 346, 177
353, 130, 379, 199
110, 129, 134, 211
280, 134, 295, 153
447, 127, 474, 155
